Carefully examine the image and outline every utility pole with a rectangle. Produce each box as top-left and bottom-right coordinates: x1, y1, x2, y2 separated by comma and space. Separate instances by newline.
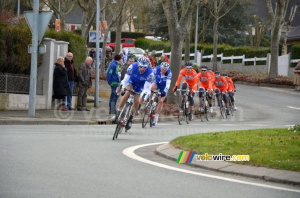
17, 0, 20, 17
28, 0, 39, 117
95, 0, 100, 107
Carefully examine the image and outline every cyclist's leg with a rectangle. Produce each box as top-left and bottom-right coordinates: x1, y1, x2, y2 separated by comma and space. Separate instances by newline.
221, 91, 229, 109
215, 88, 221, 106
198, 87, 205, 110
228, 91, 236, 108
188, 91, 195, 120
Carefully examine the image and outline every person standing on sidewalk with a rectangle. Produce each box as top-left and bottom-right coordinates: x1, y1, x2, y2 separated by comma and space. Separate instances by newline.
63, 52, 78, 110
106, 54, 122, 114
77, 57, 93, 111
52, 57, 71, 111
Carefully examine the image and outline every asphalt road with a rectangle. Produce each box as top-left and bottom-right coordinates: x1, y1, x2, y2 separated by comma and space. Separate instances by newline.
0, 84, 299, 198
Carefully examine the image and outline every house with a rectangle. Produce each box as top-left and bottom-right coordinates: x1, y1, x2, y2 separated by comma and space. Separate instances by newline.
286, 26, 300, 54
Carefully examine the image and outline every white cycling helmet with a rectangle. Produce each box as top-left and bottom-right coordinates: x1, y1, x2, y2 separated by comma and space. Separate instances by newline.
160, 62, 170, 70
138, 56, 150, 67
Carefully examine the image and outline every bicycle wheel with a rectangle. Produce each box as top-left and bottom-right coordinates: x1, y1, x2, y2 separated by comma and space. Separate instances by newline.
185, 103, 189, 124
142, 101, 152, 128
178, 100, 185, 125
228, 98, 234, 116
204, 100, 209, 121
199, 98, 204, 122
113, 104, 129, 140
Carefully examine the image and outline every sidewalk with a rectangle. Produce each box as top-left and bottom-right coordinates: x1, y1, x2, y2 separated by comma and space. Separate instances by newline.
156, 143, 300, 185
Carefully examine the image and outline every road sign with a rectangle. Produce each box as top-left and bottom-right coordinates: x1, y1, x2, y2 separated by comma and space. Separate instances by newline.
28, 44, 46, 54
24, 10, 53, 44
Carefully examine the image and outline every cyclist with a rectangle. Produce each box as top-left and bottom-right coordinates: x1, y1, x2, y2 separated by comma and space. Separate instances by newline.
149, 62, 172, 126
115, 56, 154, 130
213, 72, 229, 115
197, 66, 214, 113
222, 73, 237, 110
207, 68, 215, 78
173, 61, 198, 121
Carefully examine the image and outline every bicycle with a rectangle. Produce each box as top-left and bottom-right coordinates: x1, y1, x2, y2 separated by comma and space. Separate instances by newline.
175, 89, 191, 125
112, 89, 136, 140
142, 90, 160, 128
199, 91, 209, 122
217, 92, 227, 119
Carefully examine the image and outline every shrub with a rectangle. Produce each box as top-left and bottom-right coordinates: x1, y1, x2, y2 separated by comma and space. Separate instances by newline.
44, 30, 86, 70
0, 22, 43, 74
291, 44, 300, 67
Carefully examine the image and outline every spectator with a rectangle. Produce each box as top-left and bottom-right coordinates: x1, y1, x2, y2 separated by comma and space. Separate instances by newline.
151, 50, 157, 66
88, 48, 96, 61
121, 57, 134, 80
193, 63, 199, 73
77, 57, 93, 111
52, 57, 71, 111
106, 54, 122, 114
63, 52, 78, 110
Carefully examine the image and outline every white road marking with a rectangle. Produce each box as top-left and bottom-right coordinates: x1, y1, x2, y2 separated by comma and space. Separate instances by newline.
123, 142, 300, 193
287, 106, 300, 110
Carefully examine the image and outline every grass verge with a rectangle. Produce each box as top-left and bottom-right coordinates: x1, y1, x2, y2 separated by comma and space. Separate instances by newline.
170, 128, 300, 172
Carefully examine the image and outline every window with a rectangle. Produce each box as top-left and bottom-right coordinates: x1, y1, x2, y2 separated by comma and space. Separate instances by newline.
127, 39, 134, 44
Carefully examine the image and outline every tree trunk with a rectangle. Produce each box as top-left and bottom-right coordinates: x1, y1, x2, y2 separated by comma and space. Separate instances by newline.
282, 25, 289, 55
167, 35, 183, 104
81, 11, 87, 38
269, 21, 282, 78
115, 17, 123, 55
212, 18, 218, 71
101, 29, 109, 75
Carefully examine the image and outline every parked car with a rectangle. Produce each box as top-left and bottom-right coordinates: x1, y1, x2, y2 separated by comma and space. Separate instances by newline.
123, 47, 145, 59
107, 38, 135, 51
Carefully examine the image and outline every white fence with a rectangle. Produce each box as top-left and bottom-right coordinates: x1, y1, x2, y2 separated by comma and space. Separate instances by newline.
151, 49, 299, 76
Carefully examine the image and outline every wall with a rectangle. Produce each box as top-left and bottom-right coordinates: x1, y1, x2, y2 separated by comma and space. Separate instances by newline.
0, 93, 46, 110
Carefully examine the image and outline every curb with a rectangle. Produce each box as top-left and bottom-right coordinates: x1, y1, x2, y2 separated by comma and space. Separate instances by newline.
155, 143, 300, 186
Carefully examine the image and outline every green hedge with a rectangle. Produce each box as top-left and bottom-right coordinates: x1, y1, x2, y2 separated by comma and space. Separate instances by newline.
44, 30, 86, 70
0, 23, 43, 74
291, 44, 300, 67
110, 31, 145, 43
135, 38, 271, 63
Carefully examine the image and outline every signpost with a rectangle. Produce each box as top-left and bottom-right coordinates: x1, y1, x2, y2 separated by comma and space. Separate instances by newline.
24, 0, 53, 117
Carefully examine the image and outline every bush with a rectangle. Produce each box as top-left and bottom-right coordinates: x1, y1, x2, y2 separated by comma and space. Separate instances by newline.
44, 30, 86, 70
220, 70, 293, 86
291, 44, 300, 67
0, 23, 43, 74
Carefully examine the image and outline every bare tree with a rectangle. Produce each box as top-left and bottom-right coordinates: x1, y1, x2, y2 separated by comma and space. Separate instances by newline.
206, 0, 238, 71
266, 0, 289, 78
247, 15, 268, 48
76, 0, 97, 42
160, 0, 196, 104
99, 0, 126, 75
281, 4, 298, 55
114, 1, 136, 55
42, 0, 75, 31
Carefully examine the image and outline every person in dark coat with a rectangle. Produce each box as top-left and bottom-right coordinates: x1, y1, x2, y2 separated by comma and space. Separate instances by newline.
63, 52, 78, 110
52, 57, 71, 111
77, 57, 93, 111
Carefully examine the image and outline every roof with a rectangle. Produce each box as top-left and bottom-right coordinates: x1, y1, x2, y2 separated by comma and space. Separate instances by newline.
65, 5, 82, 24
249, 0, 300, 27
287, 26, 300, 41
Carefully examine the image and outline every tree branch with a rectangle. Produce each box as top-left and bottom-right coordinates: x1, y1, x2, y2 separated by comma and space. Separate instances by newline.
265, 0, 274, 21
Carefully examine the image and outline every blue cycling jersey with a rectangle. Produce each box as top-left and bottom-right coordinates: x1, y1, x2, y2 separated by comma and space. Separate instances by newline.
153, 65, 172, 85
125, 62, 154, 93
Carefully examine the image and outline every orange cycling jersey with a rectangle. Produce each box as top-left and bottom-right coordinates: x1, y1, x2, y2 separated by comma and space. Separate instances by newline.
175, 68, 199, 92
208, 71, 215, 79
197, 72, 213, 90
213, 76, 228, 92
226, 77, 234, 91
